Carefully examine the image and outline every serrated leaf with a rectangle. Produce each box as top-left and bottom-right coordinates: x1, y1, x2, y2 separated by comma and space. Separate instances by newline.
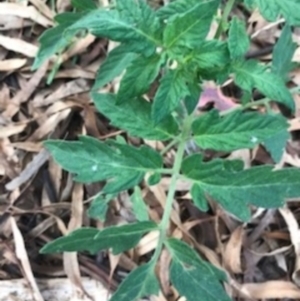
110, 262, 159, 301
32, 13, 84, 69
157, 0, 199, 19
256, 0, 300, 25
192, 110, 289, 152
131, 186, 149, 221
163, 0, 220, 48
92, 93, 179, 140
228, 17, 250, 59
263, 129, 290, 163
93, 44, 137, 90
117, 53, 164, 102
71, 0, 97, 11
116, 0, 141, 20
182, 155, 300, 221
191, 184, 209, 211
64, 9, 160, 55
152, 69, 189, 123
232, 60, 295, 111
183, 80, 202, 115
34, 7, 161, 69
166, 238, 231, 301
115, 0, 162, 41
272, 24, 297, 81
40, 221, 157, 255
88, 194, 115, 222
44, 136, 163, 194
190, 40, 230, 70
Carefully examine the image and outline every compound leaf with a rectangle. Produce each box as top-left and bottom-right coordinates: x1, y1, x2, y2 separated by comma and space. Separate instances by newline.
34, 6, 161, 69
182, 154, 300, 221
272, 24, 297, 81
110, 262, 159, 301
192, 110, 289, 152
163, 0, 220, 48
92, 93, 179, 140
64, 9, 159, 55
93, 44, 137, 89
117, 53, 164, 102
152, 69, 190, 123
228, 17, 250, 59
40, 221, 157, 255
166, 238, 231, 301
44, 136, 163, 194
232, 60, 295, 111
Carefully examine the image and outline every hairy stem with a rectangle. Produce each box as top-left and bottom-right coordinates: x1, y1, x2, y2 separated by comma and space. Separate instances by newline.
215, 0, 236, 39
151, 116, 193, 264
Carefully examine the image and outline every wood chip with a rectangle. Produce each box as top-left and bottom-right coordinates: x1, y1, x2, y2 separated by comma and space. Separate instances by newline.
0, 3, 53, 27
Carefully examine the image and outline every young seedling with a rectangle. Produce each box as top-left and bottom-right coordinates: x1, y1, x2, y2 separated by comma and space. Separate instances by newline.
33, 0, 300, 300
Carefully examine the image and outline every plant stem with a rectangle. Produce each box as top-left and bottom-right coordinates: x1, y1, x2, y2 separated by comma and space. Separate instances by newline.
151, 116, 192, 264
215, 0, 236, 39
160, 139, 179, 156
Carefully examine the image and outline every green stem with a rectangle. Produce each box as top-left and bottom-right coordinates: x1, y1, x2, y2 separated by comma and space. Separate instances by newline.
155, 168, 174, 175
160, 139, 179, 156
151, 116, 192, 264
215, 0, 236, 39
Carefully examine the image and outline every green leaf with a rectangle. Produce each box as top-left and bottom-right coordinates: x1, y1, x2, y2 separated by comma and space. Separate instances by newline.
71, 0, 97, 11
117, 53, 164, 103
163, 0, 220, 48
190, 40, 230, 70
88, 194, 115, 222
44, 137, 163, 194
93, 44, 137, 90
110, 262, 159, 301
55, 12, 86, 25
272, 24, 297, 81
243, 0, 255, 8
192, 110, 289, 152
64, 9, 159, 55
165, 238, 231, 301
228, 17, 250, 59
183, 80, 202, 115
152, 69, 189, 123
34, 4, 161, 69
191, 184, 209, 211
147, 172, 161, 186
263, 129, 290, 163
92, 93, 179, 140
256, 0, 300, 25
182, 155, 300, 221
157, 0, 199, 19
232, 60, 295, 111
40, 221, 158, 255
32, 13, 83, 69
115, 0, 162, 42
131, 186, 149, 221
